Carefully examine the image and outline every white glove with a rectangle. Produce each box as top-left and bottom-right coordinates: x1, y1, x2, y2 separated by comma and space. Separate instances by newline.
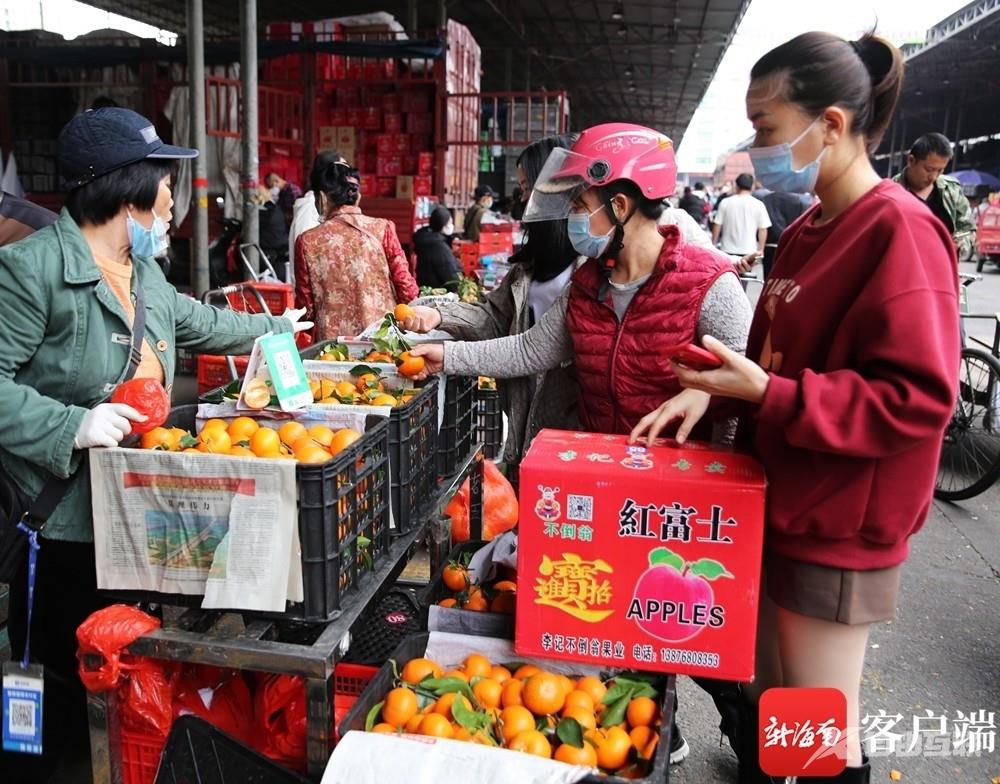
281, 307, 314, 334
74, 403, 147, 449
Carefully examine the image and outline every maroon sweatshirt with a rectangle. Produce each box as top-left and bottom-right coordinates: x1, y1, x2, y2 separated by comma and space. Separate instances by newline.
744, 180, 959, 570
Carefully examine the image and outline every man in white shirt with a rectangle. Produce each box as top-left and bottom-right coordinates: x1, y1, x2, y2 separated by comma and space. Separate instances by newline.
712, 173, 771, 274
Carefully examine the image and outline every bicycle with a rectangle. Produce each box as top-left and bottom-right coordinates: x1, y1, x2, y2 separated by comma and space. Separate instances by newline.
934, 273, 1000, 500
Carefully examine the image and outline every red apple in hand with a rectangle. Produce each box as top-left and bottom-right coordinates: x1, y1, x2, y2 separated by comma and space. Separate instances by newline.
629, 547, 733, 643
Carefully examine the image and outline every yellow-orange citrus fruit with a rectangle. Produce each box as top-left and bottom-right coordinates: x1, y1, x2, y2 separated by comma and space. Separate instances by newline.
508, 729, 551, 758
554, 740, 598, 766
521, 672, 566, 716
499, 705, 535, 743
401, 658, 443, 685
381, 687, 419, 728
329, 428, 362, 456
249, 427, 282, 457
277, 421, 307, 446
417, 713, 453, 738
227, 416, 259, 442
472, 678, 503, 710
626, 696, 657, 728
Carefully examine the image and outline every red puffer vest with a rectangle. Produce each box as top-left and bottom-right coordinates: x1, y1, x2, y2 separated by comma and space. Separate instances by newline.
566, 224, 733, 435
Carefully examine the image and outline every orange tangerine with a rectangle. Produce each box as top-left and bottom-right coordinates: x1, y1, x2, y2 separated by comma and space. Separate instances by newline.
277, 421, 307, 446
462, 653, 492, 679
227, 416, 259, 442
197, 428, 231, 454
498, 705, 535, 743
329, 428, 362, 456
307, 425, 335, 449
508, 729, 551, 758
401, 658, 443, 685
242, 378, 270, 409
249, 427, 282, 457
472, 678, 503, 710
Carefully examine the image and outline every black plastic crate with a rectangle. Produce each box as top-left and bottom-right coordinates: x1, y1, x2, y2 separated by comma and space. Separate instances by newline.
474, 387, 503, 459
206, 349, 440, 536
418, 540, 514, 638
343, 588, 424, 666
438, 376, 476, 477
339, 632, 675, 784
102, 405, 391, 623
155, 715, 309, 783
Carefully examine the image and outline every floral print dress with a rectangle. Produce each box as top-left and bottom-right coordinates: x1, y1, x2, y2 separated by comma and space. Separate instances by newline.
294, 206, 418, 339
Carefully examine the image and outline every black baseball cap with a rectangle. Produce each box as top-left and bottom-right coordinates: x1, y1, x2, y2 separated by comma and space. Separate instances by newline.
474, 185, 497, 200
58, 107, 198, 190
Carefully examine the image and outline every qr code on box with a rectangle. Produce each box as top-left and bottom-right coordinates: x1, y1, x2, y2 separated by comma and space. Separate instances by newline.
567, 495, 593, 522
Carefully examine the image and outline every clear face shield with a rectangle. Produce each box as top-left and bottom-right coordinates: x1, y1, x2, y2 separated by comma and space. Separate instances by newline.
521, 148, 614, 223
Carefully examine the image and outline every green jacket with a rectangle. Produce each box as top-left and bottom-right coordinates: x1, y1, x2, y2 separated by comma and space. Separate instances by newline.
0, 209, 291, 542
893, 171, 977, 259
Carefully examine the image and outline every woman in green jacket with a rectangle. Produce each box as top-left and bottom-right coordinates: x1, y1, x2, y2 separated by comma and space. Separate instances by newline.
0, 107, 308, 776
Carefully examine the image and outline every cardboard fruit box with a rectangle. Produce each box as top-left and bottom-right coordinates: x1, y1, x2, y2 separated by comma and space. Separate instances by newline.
337, 632, 676, 784
516, 430, 766, 681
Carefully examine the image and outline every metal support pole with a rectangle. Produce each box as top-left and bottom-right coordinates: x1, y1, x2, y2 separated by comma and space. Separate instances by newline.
953, 99, 964, 171
187, 0, 210, 296
240, 0, 260, 274
407, 0, 418, 36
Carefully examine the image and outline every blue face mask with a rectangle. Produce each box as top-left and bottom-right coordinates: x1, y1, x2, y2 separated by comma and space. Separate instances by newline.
127, 210, 169, 258
567, 205, 614, 258
748, 118, 826, 194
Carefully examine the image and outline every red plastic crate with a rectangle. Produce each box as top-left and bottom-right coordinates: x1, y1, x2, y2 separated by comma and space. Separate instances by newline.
196, 354, 250, 395
225, 282, 294, 316
333, 663, 378, 741
120, 727, 167, 784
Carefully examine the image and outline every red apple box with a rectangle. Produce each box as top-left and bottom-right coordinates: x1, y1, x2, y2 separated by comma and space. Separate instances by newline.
515, 429, 766, 680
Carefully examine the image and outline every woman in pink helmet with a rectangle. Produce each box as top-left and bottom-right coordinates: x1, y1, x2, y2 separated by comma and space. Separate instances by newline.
406, 124, 755, 765
408, 123, 752, 445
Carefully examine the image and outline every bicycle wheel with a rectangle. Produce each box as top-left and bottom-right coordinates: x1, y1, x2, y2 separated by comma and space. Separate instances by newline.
936, 347, 1000, 500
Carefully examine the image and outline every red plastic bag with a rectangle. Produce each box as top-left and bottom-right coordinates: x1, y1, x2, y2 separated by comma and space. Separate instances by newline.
447, 460, 518, 542
110, 378, 170, 434
76, 604, 161, 692
173, 664, 254, 745
254, 673, 308, 772
119, 658, 174, 736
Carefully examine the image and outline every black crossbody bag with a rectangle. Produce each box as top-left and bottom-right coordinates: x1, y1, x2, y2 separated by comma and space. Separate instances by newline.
0, 277, 147, 581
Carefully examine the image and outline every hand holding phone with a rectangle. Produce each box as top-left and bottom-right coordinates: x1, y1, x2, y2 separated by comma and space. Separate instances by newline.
664, 343, 724, 371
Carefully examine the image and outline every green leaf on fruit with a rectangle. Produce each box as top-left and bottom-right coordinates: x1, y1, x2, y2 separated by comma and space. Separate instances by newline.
452, 694, 491, 731
649, 547, 684, 573
365, 701, 384, 732
350, 364, 381, 376
689, 558, 734, 580
556, 717, 585, 748
418, 677, 476, 703
600, 689, 634, 727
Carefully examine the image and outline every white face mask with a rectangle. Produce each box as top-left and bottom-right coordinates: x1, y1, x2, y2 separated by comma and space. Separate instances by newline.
442, 223, 455, 236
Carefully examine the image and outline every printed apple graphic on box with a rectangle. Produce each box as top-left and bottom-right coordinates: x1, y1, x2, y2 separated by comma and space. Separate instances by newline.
629, 546, 733, 643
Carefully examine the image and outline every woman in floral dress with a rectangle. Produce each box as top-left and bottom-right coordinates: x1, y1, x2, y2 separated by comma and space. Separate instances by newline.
294, 158, 418, 339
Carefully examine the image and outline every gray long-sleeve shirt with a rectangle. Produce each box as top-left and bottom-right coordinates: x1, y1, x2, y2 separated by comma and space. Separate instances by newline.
444, 272, 751, 379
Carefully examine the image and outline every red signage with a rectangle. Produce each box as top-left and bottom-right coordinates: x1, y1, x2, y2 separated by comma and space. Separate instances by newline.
515, 430, 766, 680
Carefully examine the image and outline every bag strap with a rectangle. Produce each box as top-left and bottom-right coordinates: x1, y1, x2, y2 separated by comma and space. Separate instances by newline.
124, 273, 147, 382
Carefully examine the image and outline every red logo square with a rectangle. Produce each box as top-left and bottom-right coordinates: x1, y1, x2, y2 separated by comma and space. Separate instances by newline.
759, 687, 847, 777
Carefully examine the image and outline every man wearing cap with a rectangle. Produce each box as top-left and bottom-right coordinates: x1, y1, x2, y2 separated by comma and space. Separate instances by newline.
464, 184, 496, 242
0, 107, 311, 777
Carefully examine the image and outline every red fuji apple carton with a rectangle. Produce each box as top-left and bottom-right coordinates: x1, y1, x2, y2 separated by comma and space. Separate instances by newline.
515, 429, 766, 680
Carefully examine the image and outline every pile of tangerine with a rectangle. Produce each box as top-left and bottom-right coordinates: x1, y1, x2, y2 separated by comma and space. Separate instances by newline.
139, 416, 362, 464
437, 561, 517, 614
368, 652, 662, 776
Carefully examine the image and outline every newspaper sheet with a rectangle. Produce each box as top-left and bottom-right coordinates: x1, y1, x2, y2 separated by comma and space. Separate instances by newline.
91, 448, 300, 612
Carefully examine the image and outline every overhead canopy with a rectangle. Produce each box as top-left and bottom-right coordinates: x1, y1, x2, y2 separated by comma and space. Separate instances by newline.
75, 0, 751, 147
878, 0, 1000, 165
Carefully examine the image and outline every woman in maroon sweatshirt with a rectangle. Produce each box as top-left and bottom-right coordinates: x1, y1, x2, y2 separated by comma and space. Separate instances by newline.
633, 32, 959, 784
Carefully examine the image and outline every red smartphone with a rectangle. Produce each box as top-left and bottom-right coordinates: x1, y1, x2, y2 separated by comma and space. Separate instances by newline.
665, 343, 723, 371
